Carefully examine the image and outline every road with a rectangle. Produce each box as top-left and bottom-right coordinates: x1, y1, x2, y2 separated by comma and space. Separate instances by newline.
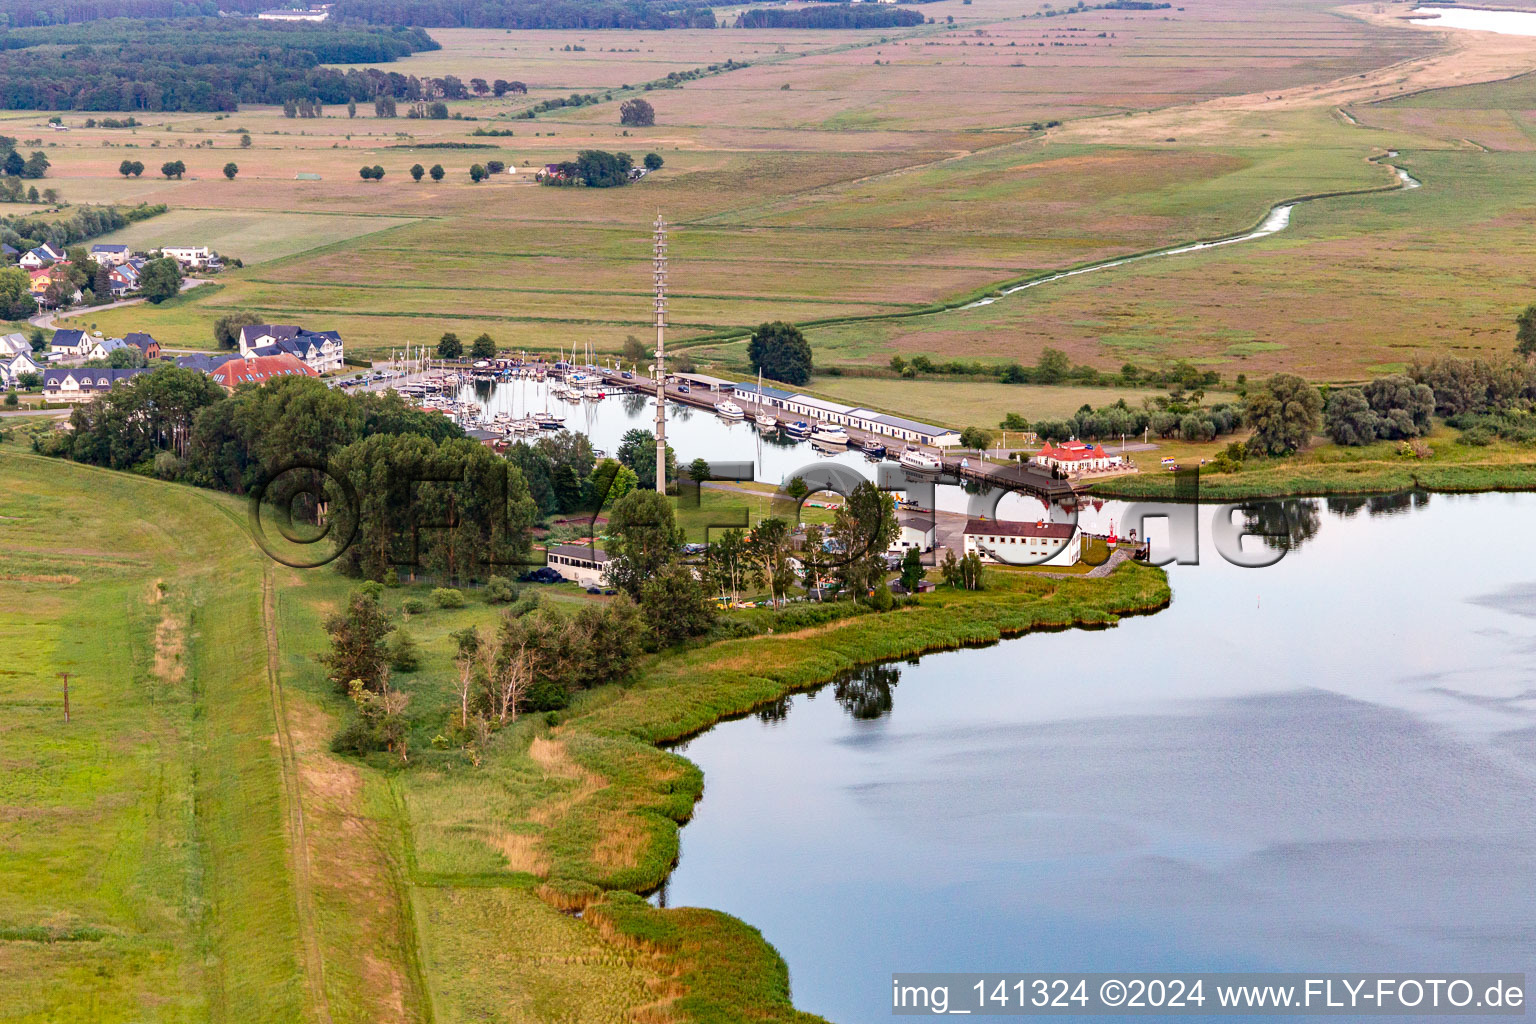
28, 277, 209, 333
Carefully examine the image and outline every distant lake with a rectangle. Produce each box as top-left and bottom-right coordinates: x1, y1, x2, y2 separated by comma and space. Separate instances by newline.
1410, 6, 1536, 35
658, 493, 1536, 1023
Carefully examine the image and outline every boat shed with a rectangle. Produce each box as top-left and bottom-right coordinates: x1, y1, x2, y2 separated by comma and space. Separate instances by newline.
728, 384, 962, 447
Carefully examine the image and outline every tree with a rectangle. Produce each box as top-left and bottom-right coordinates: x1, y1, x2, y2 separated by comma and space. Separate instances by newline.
4, 151, 23, 176
959, 426, 992, 450
485, 160, 505, 175
0, 266, 36, 319
1246, 373, 1323, 456
1361, 374, 1435, 439
107, 347, 146, 368
831, 480, 899, 596
359, 165, 384, 181
747, 321, 812, 386
640, 562, 715, 646
615, 427, 674, 491
117, 159, 137, 177
451, 626, 480, 728
429, 163, 445, 181
21, 151, 49, 178
222, 162, 238, 180
1517, 303, 1536, 361
1035, 347, 1071, 384
900, 546, 924, 593
160, 159, 185, 179
747, 517, 796, 609
1324, 388, 1378, 447
322, 590, 392, 694
92, 261, 110, 301
410, 163, 425, 182
643, 152, 663, 171
605, 488, 681, 598
621, 334, 646, 365
139, 257, 182, 304
469, 332, 496, 359
127, 160, 144, 177
374, 96, 397, 118
619, 98, 656, 126
437, 332, 462, 359
213, 311, 261, 350
705, 527, 750, 605
347, 99, 357, 118
469, 163, 487, 183
240, 133, 252, 148
387, 628, 419, 672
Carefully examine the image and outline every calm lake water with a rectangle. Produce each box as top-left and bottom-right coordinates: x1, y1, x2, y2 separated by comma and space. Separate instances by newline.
656, 492, 1536, 1023
1410, 6, 1536, 35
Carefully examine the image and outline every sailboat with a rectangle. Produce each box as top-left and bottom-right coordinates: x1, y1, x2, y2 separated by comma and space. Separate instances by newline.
752, 370, 777, 429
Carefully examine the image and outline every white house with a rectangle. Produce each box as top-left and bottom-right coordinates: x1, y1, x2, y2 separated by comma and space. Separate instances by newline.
42, 366, 150, 403
889, 510, 935, 554
238, 324, 344, 374
1, 349, 41, 387
161, 245, 214, 269
0, 332, 32, 358
1033, 439, 1117, 474
19, 242, 64, 269
89, 244, 131, 266
962, 518, 1080, 568
49, 329, 91, 358
546, 544, 611, 588
85, 337, 129, 362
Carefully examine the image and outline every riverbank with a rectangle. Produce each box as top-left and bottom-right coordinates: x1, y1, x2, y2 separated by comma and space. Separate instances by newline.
274, 555, 1170, 1022
1086, 430, 1536, 499
509, 562, 1170, 1019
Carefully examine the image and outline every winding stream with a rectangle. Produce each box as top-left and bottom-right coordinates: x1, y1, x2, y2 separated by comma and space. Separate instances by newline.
659, 494, 1536, 1023
962, 158, 1419, 310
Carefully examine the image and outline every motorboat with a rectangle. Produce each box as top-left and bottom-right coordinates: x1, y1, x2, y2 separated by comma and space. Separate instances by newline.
785, 420, 812, 439
898, 445, 942, 472
755, 412, 778, 429
716, 399, 745, 420
860, 438, 886, 458
533, 411, 564, 429
810, 424, 848, 446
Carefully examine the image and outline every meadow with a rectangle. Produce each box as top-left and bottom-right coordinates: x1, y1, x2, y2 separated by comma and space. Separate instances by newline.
34, 0, 1498, 395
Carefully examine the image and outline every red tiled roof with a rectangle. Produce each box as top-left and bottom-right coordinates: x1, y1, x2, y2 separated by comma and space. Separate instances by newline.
1037, 440, 1107, 462
210, 353, 318, 388
963, 518, 1075, 539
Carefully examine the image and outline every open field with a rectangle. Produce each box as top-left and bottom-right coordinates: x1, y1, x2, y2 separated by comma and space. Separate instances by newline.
40, 0, 1532, 382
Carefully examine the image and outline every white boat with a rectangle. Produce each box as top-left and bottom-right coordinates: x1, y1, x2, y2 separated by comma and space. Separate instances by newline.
898, 445, 942, 473
717, 399, 745, 420
749, 372, 776, 428
581, 386, 603, 399
533, 411, 564, 429
811, 424, 848, 445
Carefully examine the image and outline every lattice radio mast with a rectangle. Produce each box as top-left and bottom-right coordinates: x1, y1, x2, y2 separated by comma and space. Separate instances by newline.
653, 213, 668, 494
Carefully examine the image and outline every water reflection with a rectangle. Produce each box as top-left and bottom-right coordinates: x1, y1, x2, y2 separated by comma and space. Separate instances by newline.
833, 664, 901, 720
1240, 499, 1322, 553
1326, 491, 1430, 519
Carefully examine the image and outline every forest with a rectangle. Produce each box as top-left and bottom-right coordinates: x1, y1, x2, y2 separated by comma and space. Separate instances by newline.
734, 5, 924, 28
0, 19, 439, 111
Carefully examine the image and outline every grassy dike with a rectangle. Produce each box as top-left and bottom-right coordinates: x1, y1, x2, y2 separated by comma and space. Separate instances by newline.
1086, 430, 1536, 500
1, 441, 1169, 1023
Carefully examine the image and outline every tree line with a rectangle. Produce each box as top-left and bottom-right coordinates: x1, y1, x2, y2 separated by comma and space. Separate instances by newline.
734, 6, 924, 27
0, 19, 438, 112
327, 0, 718, 30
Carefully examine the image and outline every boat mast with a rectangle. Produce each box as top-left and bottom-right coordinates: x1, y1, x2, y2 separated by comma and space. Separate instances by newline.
653, 213, 668, 494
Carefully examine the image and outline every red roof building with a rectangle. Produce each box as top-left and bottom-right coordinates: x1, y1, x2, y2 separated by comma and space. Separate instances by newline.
209, 353, 318, 390
1033, 439, 1115, 472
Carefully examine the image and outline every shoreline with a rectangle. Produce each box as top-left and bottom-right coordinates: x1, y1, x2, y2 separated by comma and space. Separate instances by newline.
523, 562, 1172, 1019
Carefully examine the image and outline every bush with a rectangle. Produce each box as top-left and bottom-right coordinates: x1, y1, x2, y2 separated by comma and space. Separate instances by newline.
432, 587, 465, 608
356, 580, 385, 601
152, 450, 181, 479
869, 583, 894, 612
401, 597, 427, 616
484, 575, 517, 604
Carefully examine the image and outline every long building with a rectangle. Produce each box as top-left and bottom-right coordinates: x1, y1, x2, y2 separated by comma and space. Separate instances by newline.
732, 383, 962, 447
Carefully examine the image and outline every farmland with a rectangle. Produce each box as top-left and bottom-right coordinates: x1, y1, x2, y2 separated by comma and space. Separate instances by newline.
38, 0, 1525, 388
